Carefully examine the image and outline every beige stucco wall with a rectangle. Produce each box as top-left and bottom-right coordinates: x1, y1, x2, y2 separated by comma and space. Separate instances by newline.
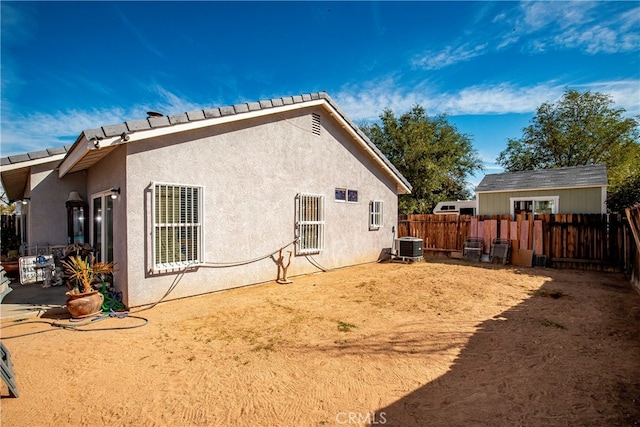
117, 106, 399, 307
477, 187, 605, 216
26, 161, 86, 248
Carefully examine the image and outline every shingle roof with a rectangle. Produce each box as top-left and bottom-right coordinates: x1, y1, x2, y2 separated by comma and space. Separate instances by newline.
1, 91, 412, 196
1, 145, 72, 167
1, 94, 331, 168
78, 92, 327, 142
475, 164, 607, 192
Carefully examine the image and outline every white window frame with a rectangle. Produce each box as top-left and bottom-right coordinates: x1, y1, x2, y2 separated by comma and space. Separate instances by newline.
152, 182, 204, 271
369, 200, 383, 229
296, 193, 325, 255
335, 188, 347, 202
91, 190, 115, 263
510, 196, 559, 217
334, 187, 358, 203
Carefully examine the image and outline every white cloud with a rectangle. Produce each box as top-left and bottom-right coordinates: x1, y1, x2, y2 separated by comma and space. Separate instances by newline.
2, 80, 637, 158
517, 2, 639, 55
334, 79, 640, 121
145, 86, 205, 116
412, 3, 638, 71
572, 80, 640, 116
436, 84, 559, 115
412, 43, 489, 70
0, 2, 37, 48
333, 79, 423, 121
0, 88, 208, 157
1, 108, 129, 156
520, 1, 596, 31
115, 6, 165, 59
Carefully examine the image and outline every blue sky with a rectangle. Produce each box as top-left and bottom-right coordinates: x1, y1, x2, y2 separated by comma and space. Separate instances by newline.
1, 1, 639, 187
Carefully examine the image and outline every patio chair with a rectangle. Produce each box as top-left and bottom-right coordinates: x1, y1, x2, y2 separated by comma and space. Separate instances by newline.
463, 238, 483, 262
490, 239, 511, 265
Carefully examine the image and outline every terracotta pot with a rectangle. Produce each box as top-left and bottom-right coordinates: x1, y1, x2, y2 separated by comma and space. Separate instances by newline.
66, 290, 104, 318
1, 261, 19, 276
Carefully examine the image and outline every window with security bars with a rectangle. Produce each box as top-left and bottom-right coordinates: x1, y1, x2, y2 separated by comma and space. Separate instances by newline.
296, 193, 325, 254
370, 200, 383, 229
152, 183, 203, 269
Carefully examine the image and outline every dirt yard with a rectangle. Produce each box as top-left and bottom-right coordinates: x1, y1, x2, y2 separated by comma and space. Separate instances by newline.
1, 259, 639, 426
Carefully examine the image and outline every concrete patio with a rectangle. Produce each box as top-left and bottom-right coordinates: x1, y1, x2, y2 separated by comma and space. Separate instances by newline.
0, 277, 68, 322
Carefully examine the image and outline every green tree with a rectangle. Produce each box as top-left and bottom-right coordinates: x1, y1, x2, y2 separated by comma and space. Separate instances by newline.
0, 190, 16, 215
607, 171, 640, 214
497, 89, 640, 212
362, 105, 483, 214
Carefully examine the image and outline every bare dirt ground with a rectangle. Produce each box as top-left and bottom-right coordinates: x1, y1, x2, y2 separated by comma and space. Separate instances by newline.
1, 259, 639, 427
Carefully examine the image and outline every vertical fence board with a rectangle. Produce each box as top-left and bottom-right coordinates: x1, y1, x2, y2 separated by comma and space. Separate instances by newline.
471, 217, 478, 238
520, 220, 529, 250
500, 219, 509, 240
534, 220, 543, 255
396, 213, 635, 272
510, 221, 518, 242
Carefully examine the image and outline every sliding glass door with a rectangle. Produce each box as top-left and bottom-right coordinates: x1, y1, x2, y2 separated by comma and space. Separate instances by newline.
91, 193, 114, 263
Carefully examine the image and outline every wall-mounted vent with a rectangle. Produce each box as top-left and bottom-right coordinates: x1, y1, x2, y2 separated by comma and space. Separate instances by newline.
311, 113, 321, 136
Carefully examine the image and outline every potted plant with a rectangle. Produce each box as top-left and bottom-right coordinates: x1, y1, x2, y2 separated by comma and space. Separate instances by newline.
0, 232, 21, 278
61, 255, 115, 318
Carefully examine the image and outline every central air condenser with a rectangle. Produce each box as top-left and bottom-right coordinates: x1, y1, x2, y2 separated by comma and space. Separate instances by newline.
394, 237, 423, 259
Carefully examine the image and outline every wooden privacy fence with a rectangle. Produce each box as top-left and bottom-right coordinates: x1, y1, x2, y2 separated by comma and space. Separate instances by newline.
398, 213, 636, 272
625, 204, 640, 293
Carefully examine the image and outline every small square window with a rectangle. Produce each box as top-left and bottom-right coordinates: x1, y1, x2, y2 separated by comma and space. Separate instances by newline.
347, 189, 358, 203
335, 188, 347, 202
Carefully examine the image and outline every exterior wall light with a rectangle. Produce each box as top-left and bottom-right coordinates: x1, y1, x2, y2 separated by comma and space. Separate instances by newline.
110, 188, 120, 199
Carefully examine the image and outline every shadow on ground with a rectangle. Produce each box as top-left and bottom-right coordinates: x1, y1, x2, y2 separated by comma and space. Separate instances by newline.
1, 278, 69, 320
371, 270, 640, 426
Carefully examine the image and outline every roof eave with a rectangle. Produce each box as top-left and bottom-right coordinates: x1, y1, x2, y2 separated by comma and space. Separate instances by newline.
58, 95, 413, 194
0, 154, 68, 202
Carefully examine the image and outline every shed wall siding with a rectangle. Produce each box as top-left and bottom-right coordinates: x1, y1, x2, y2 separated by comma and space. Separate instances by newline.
120, 107, 398, 307
478, 187, 604, 216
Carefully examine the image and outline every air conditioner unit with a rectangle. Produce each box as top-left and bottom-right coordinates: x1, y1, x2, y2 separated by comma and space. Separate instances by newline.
394, 237, 423, 260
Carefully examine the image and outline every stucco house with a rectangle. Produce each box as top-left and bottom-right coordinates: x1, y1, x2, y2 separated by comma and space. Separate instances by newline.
0, 92, 411, 307
475, 164, 607, 216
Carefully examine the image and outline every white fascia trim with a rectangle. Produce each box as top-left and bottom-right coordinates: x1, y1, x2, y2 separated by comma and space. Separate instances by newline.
59, 140, 102, 177
509, 195, 560, 217
1, 154, 67, 173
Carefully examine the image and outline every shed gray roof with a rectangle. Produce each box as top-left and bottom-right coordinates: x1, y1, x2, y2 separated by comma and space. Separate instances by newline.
475, 164, 607, 192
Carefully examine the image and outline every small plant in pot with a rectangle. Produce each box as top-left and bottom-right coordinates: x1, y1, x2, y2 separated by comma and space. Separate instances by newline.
0, 233, 21, 278
61, 255, 115, 318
